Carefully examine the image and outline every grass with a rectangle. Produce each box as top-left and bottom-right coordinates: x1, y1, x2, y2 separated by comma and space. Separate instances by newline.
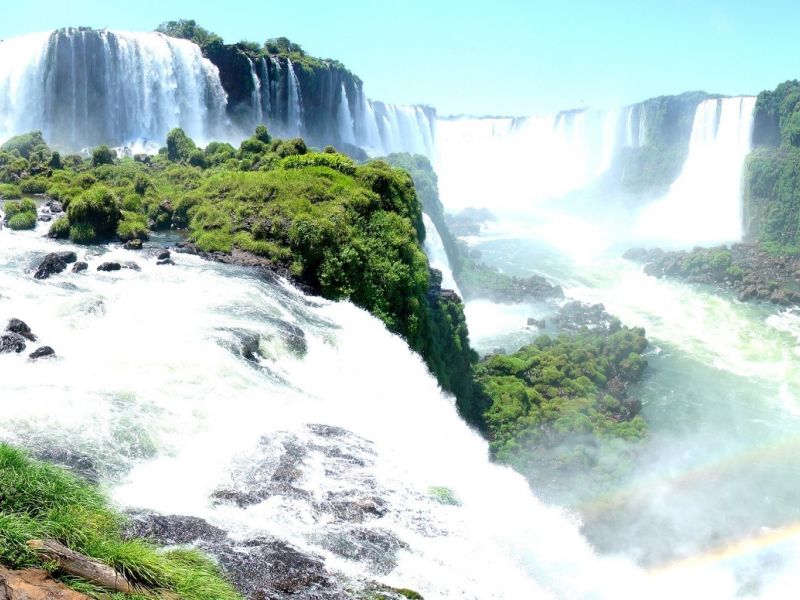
0, 443, 241, 600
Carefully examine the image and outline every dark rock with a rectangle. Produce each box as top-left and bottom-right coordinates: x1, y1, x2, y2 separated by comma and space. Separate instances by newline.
48, 200, 63, 213
526, 317, 545, 329
34, 447, 98, 482
56, 251, 77, 264
173, 241, 198, 255
0, 333, 26, 354
554, 301, 613, 335
97, 262, 121, 272
468, 248, 482, 259
123, 261, 141, 271
28, 346, 55, 360
71, 262, 88, 273
5, 318, 37, 341
33, 253, 67, 280
622, 247, 649, 262
37, 215, 52, 222
157, 249, 171, 260
124, 513, 227, 545
770, 289, 790, 305
156, 259, 175, 266
124, 239, 142, 250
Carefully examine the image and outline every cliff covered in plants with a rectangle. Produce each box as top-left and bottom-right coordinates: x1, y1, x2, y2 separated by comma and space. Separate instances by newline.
742, 80, 800, 254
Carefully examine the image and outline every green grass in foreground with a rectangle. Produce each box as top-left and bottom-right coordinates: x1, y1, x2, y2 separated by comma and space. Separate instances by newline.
0, 443, 241, 600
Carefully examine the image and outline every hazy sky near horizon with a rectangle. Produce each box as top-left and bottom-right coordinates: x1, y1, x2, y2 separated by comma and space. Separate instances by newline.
0, 0, 795, 116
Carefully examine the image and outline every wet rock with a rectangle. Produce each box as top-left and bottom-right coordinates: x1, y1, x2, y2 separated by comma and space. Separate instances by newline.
215, 538, 336, 599
0, 566, 91, 600
0, 333, 26, 354
71, 261, 88, 273
123, 261, 141, 271
622, 247, 649, 262
34, 447, 99, 482
526, 317, 545, 329
315, 527, 408, 575
124, 239, 142, 250
47, 200, 63, 213
97, 262, 121, 272
173, 241, 198, 255
553, 300, 613, 335
5, 318, 37, 341
157, 249, 170, 260
468, 248, 482, 259
33, 253, 67, 280
56, 251, 77, 264
156, 258, 175, 266
770, 289, 790, 304
29, 346, 55, 360
124, 512, 227, 545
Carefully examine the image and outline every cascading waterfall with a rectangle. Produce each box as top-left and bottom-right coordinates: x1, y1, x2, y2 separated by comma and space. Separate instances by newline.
248, 58, 263, 128
635, 96, 756, 245
337, 84, 356, 145
422, 214, 461, 295
258, 57, 271, 116
0, 29, 229, 150
4, 225, 790, 599
638, 106, 647, 146
286, 58, 303, 136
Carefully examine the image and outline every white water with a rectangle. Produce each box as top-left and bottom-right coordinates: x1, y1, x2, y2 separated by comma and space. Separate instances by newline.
286, 59, 303, 135
6, 223, 794, 598
636, 97, 756, 246
0, 29, 228, 149
422, 214, 461, 295
337, 84, 356, 146
248, 58, 263, 128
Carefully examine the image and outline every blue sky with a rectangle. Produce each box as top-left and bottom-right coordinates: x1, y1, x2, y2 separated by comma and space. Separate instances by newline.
0, 0, 794, 116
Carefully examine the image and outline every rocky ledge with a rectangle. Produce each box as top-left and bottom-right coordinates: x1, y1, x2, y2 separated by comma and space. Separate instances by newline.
624, 242, 800, 305
458, 260, 564, 304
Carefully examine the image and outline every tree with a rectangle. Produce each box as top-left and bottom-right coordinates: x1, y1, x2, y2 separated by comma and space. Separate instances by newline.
155, 19, 221, 46
91, 145, 116, 167
166, 128, 197, 162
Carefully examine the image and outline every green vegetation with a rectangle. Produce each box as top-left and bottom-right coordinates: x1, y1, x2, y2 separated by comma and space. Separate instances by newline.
5, 128, 474, 411
91, 145, 117, 168
428, 487, 461, 506
743, 81, 800, 250
0, 443, 241, 599
473, 328, 648, 493
0, 131, 50, 159
3, 198, 37, 230
0, 184, 22, 199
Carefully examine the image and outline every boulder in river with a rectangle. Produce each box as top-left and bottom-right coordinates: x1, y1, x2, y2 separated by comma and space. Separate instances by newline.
124, 239, 142, 250
29, 346, 55, 360
157, 258, 175, 266
72, 261, 88, 273
6, 318, 37, 341
97, 262, 121, 272
526, 317, 545, 329
0, 332, 27, 354
33, 253, 67, 280
56, 251, 77, 264
123, 261, 141, 271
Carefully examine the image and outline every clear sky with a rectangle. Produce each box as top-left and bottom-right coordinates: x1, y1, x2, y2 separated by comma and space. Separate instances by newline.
0, 0, 794, 117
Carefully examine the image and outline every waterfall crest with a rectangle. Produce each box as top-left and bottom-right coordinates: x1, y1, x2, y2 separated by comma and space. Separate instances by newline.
635, 96, 756, 245
0, 29, 229, 150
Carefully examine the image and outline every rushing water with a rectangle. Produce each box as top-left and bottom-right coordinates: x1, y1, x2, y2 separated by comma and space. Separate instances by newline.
422, 214, 460, 295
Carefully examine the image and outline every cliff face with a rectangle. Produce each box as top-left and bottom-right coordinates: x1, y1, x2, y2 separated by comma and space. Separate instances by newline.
741, 81, 800, 251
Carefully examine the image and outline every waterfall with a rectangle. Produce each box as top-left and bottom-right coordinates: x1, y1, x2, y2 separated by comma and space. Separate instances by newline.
259, 57, 271, 116
638, 106, 647, 146
0, 29, 228, 150
0, 227, 686, 600
625, 106, 635, 147
422, 213, 461, 295
286, 58, 303, 136
337, 84, 356, 145
599, 108, 621, 172
635, 96, 756, 245
248, 58, 262, 127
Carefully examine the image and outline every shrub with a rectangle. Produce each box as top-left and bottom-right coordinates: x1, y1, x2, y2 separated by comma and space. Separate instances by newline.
8, 211, 36, 230
275, 137, 307, 158
48, 216, 71, 238
20, 177, 48, 194
323, 145, 336, 154
117, 211, 150, 241
91, 145, 117, 167
166, 128, 197, 162
726, 265, 743, 279
0, 131, 49, 159
254, 124, 271, 144
133, 172, 152, 195
49, 151, 62, 169
188, 149, 207, 169
3, 198, 36, 218
69, 222, 96, 243
0, 184, 21, 199
66, 185, 121, 241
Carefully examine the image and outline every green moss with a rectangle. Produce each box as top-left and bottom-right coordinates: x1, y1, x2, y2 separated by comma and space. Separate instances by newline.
117, 211, 150, 241
48, 217, 71, 239
0, 443, 241, 600
8, 211, 36, 230
0, 184, 22, 199
428, 486, 461, 506
474, 328, 649, 494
